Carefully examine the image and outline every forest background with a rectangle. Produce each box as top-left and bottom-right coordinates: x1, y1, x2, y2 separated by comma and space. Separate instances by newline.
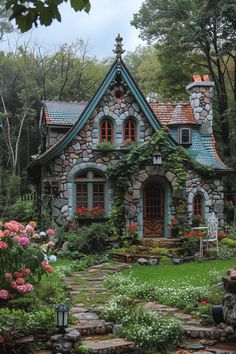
0, 0, 235, 216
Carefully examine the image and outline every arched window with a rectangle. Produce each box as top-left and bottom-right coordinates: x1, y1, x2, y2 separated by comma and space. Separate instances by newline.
100, 118, 113, 142
123, 119, 136, 143
193, 194, 203, 216
75, 170, 106, 209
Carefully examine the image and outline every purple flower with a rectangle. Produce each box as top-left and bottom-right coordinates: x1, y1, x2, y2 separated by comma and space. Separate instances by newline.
19, 237, 30, 248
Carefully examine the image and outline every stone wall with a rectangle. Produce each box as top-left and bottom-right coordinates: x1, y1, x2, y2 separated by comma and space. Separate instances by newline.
41, 79, 155, 224
186, 80, 214, 135
186, 170, 224, 226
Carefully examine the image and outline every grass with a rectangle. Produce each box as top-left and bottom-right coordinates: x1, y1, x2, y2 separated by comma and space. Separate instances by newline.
121, 259, 234, 287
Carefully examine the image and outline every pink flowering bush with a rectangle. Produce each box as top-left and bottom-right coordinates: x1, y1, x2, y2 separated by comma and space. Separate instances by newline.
0, 220, 56, 304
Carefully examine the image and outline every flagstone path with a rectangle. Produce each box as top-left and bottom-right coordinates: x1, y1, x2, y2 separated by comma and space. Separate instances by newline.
64, 261, 236, 354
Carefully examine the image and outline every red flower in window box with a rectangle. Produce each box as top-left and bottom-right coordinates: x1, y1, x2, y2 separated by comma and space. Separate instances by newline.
76, 206, 105, 218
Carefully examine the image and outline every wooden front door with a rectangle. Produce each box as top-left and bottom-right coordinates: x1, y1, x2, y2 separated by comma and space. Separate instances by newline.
143, 183, 164, 237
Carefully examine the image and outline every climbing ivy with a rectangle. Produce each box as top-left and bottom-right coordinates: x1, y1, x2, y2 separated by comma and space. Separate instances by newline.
106, 128, 214, 235
107, 128, 213, 194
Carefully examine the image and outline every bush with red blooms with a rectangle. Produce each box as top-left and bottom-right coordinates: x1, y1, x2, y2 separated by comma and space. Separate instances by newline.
0, 220, 55, 303
184, 231, 205, 238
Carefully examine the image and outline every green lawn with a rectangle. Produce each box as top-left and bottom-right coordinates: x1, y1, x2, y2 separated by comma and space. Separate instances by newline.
121, 259, 234, 287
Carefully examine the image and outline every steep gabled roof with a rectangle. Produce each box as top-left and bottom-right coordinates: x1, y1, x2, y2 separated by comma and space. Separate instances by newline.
35, 59, 176, 165
42, 101, 88, 126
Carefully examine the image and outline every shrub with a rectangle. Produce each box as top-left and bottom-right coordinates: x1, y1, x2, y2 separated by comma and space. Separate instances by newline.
220, 237, 236, 248
0, 220, 56, 304
218, 246, 235, 260
95, 141, 116, 150
6, 200, 37, 223
65, 223, 110, 254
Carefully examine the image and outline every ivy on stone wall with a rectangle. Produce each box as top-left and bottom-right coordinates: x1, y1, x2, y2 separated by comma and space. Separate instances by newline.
107, 128, 213, 195
107, 128, 214, 236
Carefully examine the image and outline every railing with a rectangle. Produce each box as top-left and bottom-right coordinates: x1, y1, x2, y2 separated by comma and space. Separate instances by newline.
17, 192, 37, 202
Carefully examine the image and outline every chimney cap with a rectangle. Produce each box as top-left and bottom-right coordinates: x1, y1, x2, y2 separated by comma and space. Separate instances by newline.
186, 74, 215, 90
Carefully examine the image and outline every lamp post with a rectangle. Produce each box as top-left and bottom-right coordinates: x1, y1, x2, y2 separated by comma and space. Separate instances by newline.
55, 304, 69, 333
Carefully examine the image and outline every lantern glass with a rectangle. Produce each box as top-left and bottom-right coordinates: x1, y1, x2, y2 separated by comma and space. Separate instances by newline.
56, 304, 69, 329
153, 153, 162, 165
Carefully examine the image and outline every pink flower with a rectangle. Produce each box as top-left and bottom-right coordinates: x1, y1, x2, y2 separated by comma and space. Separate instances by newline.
0, 241, 8, 250
0, 289, 9, 299
200, 300, 208, 306
13, 272, 23, 278
16, 284, 33, 293
4, 273, 12, 280
19, 237, 30, 248
2, 230, 10, 238
29, 221, 37, 228
46, 229, 55, 236
41, 261, 53, 273
13, 235, 20, 243
11, 281, 17, 289
22, 268, 30, 277
25, 224, 34, 233
32, 233, 40, 240
47, 241, 55, 247
16, 278, 25, 285
5, 221, 24, 232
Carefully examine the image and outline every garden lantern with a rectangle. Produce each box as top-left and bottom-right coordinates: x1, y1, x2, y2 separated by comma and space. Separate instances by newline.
152, 151, 162, 165
56, 304, 69, 331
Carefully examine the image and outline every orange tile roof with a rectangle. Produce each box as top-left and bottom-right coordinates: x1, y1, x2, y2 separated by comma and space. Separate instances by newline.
149, 102, 196, 126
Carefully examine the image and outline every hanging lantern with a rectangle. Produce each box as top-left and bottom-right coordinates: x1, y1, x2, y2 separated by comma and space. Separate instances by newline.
152, 151, 162, 165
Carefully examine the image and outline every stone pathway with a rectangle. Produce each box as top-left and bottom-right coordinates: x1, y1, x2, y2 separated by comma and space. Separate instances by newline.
65, 262, 236, 354
66, 262, 136, 353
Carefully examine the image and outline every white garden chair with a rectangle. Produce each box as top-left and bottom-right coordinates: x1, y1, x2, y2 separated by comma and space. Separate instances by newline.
199, 212, 219, 257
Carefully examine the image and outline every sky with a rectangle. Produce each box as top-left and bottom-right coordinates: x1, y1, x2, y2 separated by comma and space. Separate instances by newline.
1, 0, 146, 58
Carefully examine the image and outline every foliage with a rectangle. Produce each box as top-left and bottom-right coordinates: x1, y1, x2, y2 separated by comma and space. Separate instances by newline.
132, 0, 236, 163
95, 140, 117, 150
0, 307, 54, 335
4, 200, 37, 222
5, 0, 91, 32
64, 223, 111, 255
0, 220, 56, 303
218, 246, 236, 260
113, 245, 169, 257
220, 237, 236, 248
104, 294, 183, 351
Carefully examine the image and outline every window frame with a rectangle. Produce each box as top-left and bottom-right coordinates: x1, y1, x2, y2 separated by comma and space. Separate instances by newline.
123, 118, 137, 143
74, 170, 107, 210
100, 118, 114, 143
193, 193, 204, 216
179, 127, 192, 145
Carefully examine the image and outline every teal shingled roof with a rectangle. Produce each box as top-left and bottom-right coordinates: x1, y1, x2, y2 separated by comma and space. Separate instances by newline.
186, 130, 228, 170
42, 101, 88, 126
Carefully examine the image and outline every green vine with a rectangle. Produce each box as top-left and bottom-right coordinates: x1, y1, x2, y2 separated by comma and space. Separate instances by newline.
106, 128, 214, 235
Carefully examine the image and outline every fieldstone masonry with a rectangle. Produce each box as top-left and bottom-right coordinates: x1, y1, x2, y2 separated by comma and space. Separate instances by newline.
40, 76, 225, 235
187, 80, 214, 135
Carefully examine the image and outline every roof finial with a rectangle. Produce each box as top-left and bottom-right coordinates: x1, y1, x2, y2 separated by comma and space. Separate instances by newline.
113, 33, 125, 59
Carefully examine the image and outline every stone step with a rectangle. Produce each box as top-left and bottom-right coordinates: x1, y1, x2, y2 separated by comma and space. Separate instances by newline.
74, 320, 114, 336
80, 337, 135, 353
183, 324, 225, 339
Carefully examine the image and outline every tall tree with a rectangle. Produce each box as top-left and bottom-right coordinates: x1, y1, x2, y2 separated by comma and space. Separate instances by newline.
132, 0, 236, 161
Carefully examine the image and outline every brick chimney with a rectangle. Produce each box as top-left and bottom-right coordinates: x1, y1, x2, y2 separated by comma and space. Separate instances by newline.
186, 75, 215, 135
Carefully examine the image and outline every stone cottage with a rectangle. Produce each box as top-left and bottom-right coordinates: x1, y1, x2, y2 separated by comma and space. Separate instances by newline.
32, 35, 231, 238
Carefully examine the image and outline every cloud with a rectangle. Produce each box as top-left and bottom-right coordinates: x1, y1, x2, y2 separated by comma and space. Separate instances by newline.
1, 0, 145, 58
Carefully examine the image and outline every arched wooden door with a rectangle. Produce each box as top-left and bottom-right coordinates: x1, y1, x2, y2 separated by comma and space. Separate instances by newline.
143, 183, 164, 237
